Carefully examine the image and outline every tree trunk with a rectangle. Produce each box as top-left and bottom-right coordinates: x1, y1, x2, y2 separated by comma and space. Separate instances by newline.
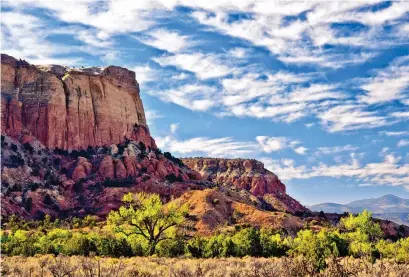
149, 241, 156, 256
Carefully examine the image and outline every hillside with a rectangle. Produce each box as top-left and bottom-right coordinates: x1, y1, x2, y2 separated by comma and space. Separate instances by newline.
170, 188, 304, 235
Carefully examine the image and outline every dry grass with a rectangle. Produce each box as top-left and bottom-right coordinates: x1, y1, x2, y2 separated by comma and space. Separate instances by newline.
2, 255, 409, 277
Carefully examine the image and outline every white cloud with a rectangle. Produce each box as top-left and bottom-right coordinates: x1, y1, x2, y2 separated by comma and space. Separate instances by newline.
133, 64, 159, 85
256, 136, 306, 155
317, 104, 388, 132
215, 72, 346, 124
75, 29, 113, 48
1, 11, 80, 65
228, 47, 249, 58
346, 2, 409, 26
398, 140, 409, 147
171, 72, 189, 80
147, 84, 218, 111
157, 136, 257, 158
359, 59, 409, 104
137, 29, 190, 53
220, 72, 311, 106
294, 146, 308, 155
145, 109, 163, 123
287, 84, 344, 103
256, 136, 287, 152
153, 52, 237, 79
391, 111, 409, 118
260, 158, 309, 180
170, 123, 179, 134
316, 145, 359, 155
4, 0, 161, 34
380, 131, 409, 136
227, 102, 308, 122
146, 66, 331, 122
190, 1, 403, 69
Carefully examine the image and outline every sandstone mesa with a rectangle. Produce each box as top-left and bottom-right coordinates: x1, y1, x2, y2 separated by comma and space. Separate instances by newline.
1, 54, 155, 150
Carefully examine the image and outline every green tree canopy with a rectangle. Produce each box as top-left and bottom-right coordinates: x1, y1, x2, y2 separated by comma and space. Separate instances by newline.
341, 210, 382, 241
340, 210, 383, 258
107, 192, 187, 255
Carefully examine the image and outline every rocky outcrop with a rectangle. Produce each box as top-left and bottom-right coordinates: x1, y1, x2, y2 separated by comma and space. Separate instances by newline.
182, 158, 308, 213
0, 135, 202, 219
181, 158, 286, 196
1, 54, 155, 150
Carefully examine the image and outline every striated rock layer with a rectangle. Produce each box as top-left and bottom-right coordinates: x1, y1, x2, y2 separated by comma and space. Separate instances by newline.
182, 158, 308, 213
1, 54, 155, 150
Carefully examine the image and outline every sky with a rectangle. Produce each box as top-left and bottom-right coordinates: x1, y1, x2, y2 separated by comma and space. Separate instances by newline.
1, 0, 409, 205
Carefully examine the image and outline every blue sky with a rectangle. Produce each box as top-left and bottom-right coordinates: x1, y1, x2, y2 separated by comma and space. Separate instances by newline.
2, 0, 409, 205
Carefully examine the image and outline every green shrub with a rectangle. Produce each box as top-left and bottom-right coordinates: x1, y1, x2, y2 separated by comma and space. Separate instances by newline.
96, 236, 132, 257
156, 236, 186, 257
187, 237, 207, 258
232, 227, 261, 257
61, 233, 96, 256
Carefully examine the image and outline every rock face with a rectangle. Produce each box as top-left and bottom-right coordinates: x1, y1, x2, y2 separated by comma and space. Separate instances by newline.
1, 54, 155, 150
182, 158, 308, 213
181, 158, 286, 196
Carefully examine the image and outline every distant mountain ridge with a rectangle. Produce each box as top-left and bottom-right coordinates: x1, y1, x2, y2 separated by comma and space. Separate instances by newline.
308, 194, 409, 226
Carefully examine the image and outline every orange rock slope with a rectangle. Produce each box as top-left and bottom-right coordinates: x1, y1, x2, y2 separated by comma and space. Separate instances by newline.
171, 189, 304, 235
1, 54, 155, 150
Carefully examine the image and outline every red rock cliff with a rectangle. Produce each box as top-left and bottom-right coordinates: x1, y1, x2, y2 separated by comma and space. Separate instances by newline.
1, 54, 155, 150
182, 158, 308, 213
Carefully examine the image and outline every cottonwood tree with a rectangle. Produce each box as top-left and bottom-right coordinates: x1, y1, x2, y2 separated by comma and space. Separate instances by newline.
340, 210, 382, 258
108, 192, 187, 255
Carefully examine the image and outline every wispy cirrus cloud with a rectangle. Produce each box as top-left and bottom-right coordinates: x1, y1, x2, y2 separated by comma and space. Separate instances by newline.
317, 104, 388, 132
391, 111, 409, 119
153, 52, 238, 79
1, 11, 81, 65
398, 140, 409, 147
256, 136, 307, 155
133, 64, 160, 86
380, 131, 409, 136
136, 29, 191, 53
191, 1, 408, 69
359, 56, 409, 104
144, 109, 163, 124
147, 84, 218, 111
156, 130, 258, 158
315, 145, 359, 155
